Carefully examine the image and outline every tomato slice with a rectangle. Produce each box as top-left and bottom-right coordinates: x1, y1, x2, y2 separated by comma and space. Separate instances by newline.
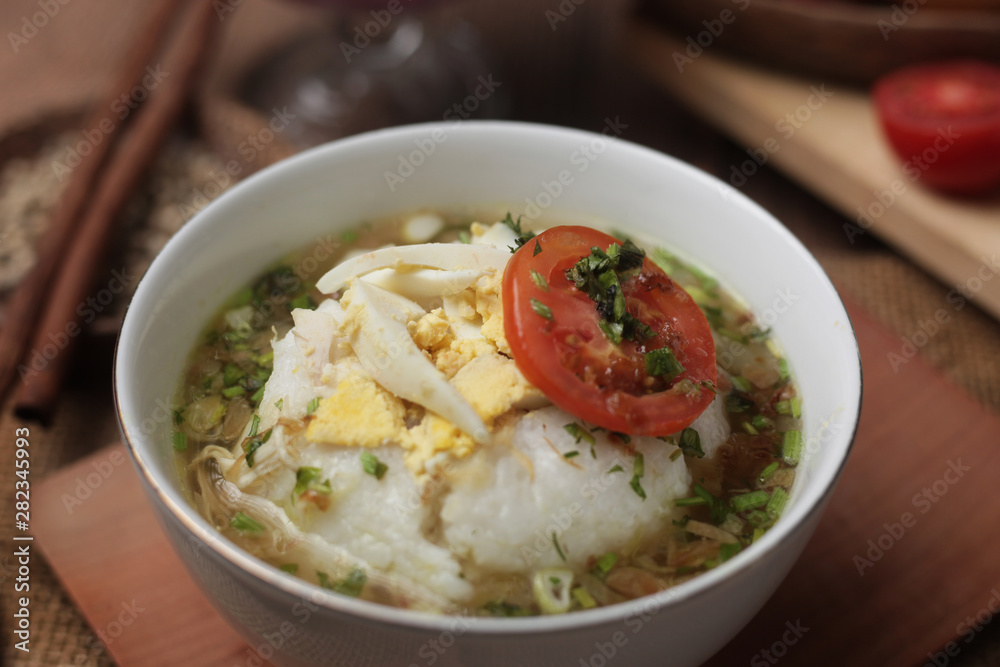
873, 60, 1000, 195
502, 226, 717, 436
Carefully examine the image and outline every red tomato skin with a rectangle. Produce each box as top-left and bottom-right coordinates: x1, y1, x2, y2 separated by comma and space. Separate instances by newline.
873, 61, 1000, 195
502, 226, 717, 437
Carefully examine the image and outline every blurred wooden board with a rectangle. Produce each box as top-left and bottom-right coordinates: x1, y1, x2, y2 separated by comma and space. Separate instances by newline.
627, 21, 1000, 322
31, 444, 273, 667
31, 297, 1000, 666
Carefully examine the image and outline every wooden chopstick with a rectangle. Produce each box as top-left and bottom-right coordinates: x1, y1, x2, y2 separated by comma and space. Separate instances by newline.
6, 0, 222, 422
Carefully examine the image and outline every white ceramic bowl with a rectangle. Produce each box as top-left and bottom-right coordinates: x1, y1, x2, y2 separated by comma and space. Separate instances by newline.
115, 122, 861, 667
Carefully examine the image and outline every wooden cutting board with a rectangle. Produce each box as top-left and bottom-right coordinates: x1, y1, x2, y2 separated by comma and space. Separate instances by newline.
626, 21, 1000, 322
29, 296, 1000, 666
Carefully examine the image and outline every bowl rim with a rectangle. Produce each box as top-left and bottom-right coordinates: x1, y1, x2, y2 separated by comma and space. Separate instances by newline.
114, 119, 862, 635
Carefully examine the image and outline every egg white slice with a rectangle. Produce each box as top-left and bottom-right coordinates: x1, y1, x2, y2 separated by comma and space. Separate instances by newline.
316, 243, 511, 294
361, 267, 487, 301
343, 279, 490, 443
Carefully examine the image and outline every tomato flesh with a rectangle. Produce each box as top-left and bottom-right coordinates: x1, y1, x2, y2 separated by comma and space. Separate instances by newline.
502, 226, 717, 436
873, 60, 1000, 195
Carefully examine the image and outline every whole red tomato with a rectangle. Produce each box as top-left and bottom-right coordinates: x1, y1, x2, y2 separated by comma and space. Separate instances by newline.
873, 60, 1000, 196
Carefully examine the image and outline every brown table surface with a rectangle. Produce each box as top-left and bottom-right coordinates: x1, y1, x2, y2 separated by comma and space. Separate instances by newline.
2, 1, 999, 666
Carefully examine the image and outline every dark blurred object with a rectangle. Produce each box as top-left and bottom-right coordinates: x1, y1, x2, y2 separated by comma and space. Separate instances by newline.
640, 0, 1000, 85
241, 11, 504, 147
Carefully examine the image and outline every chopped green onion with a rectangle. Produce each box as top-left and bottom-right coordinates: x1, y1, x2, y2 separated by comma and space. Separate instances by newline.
533, 569, 573, 615
341, 229, 358, 243
742, 422, 759, 435
552, 532, 567, 562
718, 542, 741, 562
230, 512, 264, 533
778, 358, 790, 381
746, 510, 771, 527
530, 298, 553, 320
572, 587, 598, 609
766, 487, 788, 521
775, 400, 792, 415
173, 409, 184, 425
752, 527, 766, 543
758, 461, 780, 485
248, 414, 260, 438
674, 496, 707, 507
361, 451, 388, 480
726, 393, 755, 413
306, 396, 321, 416
249, 386, 265, 404
482, 601, 531, 617
457, 230, 471, 244
563, 423, 595, 446
730, 375, 751, 392
594, 552, 618, 575
563, 450, 580, 459
289, 294, 315, 311
790, 396, 802, 418
274, 398, 284, 410
171, 431, 187, 452
782, 430, 803, 466
222, 385, 245, 398
629, 453, 646, 500
279, 563, 299, 574
730, 490, 770, 513
751, 414, 773, 431
318, 568, 366, 597
669, 449, 683, 462
295, 467, 332, 495
530, 269, 549, 292
243, 427, 273, 467
608, 465, 624, 473
223, 363, 244, 387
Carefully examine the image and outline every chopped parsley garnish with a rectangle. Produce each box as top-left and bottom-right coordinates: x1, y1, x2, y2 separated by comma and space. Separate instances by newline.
533, 239, 543, 256
530, 298, 553, 320
629, 453, 647, 500
230, 512, 264, 533
171, 431, 187, 452
294, 467, 332, 495
248, 414, 260, 438
243, 427, 273, 467
645, 347, 685, 381
552, 532, 567, 562
306, 396, 321, 416
361, 451, 388, 480
530, 269, 549, 291
317, 568, 367, 597
678, 427, 704, 458
563, 423, 596, 446
501, 212, 536, 251
566, 240, 655, 345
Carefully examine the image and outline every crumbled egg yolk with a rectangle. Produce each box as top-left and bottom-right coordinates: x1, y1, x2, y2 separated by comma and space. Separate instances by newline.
306, 261, 546, 479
